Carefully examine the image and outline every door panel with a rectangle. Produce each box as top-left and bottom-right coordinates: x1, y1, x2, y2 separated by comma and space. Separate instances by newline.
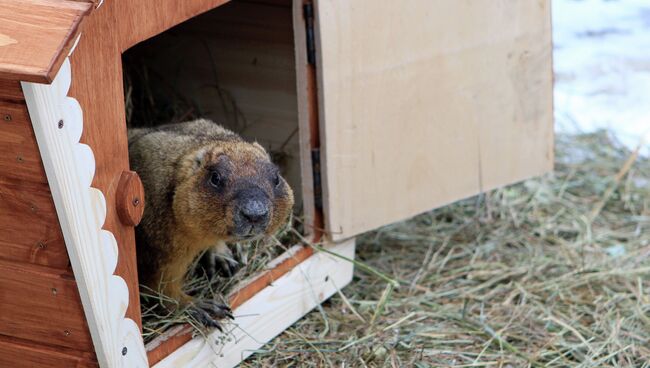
314, 0, 553, 240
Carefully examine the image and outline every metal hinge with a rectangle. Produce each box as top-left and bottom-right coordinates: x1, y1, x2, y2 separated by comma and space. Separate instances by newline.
303, 3, 316, 65
311, 148, 323, 210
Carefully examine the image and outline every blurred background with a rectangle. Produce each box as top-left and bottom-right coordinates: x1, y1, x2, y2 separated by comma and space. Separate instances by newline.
554, 0, 650, 150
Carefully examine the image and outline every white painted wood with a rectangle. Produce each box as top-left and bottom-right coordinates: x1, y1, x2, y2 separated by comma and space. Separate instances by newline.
154, 239, 356, 368
314, 0, 554, 241
22, 58, 148, 368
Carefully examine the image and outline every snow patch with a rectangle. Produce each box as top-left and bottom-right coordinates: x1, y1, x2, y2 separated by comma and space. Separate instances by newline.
553, 0, 650, 152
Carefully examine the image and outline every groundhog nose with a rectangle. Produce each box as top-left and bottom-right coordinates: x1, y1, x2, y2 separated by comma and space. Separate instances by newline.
240, 199, 269, 224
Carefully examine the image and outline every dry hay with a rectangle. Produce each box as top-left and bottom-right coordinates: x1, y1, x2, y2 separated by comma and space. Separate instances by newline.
237, 132, 650, 367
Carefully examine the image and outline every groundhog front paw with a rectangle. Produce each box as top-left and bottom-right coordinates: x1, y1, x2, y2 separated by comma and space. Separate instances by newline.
187, 300, 234, 331
200, 248, 241, 279
214, 256, 241, 278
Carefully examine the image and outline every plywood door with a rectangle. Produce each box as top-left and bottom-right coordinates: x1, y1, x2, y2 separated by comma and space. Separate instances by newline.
313, 0, 553, 240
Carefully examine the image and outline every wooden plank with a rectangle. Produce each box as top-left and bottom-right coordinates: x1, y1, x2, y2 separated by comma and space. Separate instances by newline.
294, 0, 321, 238
0, 176, 69, 269
0, 259, 93, 351
243, 0, 291, 6
313, 0, 554, 240
0, 100, 69, 269
153, 239, 355, 368
116, 0, 231, 51
67, 1, 143, 330
0, 334, 98, 368
474, 6, 555, 191
0, 78, 25, 101
0, 0, 91, 82
23, 58, 148, 368
0, 101, 48, 183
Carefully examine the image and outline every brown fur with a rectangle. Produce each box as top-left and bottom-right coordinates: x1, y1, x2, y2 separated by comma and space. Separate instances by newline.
128, 119, 294, 309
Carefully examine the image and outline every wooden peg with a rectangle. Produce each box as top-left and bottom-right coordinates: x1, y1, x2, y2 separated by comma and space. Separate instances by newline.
115, 170, 145, 226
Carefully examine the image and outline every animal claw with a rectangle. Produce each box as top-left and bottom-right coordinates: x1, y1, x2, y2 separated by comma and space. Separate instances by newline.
198, 250, 241, 279
217, 257, 241, 278
196, 300, 233, 319
187, 300, 234, 331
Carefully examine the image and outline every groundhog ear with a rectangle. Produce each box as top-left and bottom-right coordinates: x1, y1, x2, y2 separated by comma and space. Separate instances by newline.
252, 142, 270, 158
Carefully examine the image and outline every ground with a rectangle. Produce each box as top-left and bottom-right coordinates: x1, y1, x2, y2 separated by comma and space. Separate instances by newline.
238, 1, 650, 367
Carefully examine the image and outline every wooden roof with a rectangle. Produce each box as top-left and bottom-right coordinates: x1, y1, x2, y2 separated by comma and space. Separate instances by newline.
0, 0, 92, 83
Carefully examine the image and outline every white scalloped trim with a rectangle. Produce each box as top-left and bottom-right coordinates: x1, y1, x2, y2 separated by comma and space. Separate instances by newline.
22, 56, 148, 367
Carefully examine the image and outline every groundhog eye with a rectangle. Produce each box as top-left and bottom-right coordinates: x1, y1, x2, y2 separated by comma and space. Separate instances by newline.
273, 172, 281, 188
209, 171, 223, 188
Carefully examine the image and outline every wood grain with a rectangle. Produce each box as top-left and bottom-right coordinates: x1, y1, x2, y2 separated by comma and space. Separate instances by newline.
0, 334, 98, 368
0, 100, 69, 269
0, 101, 47, 183
115, 170, 145, 226
0, 79, 25, 102
314, 0, 554, 240
0, 175, 69, 269
0, 0, 91, 83
153, 239, 355, 368
0, 335, 99, 368
0, 258, 93, 351
116, 0, 230, 52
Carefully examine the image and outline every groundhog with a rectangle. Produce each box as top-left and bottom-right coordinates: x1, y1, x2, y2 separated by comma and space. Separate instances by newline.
128, 119, 294, 328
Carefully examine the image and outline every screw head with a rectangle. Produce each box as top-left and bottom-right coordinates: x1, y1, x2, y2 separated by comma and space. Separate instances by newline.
64, 330, 70, 337
121, 347, 128, 356
132, 197, 140, 207
3, 114, 11, 122
58, 120, 64, 129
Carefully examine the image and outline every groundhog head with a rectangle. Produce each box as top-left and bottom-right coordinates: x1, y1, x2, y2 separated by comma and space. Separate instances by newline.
174, 140, 294, 242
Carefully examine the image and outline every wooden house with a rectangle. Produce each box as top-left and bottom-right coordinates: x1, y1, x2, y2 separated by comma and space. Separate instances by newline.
0, 0, 553, 367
